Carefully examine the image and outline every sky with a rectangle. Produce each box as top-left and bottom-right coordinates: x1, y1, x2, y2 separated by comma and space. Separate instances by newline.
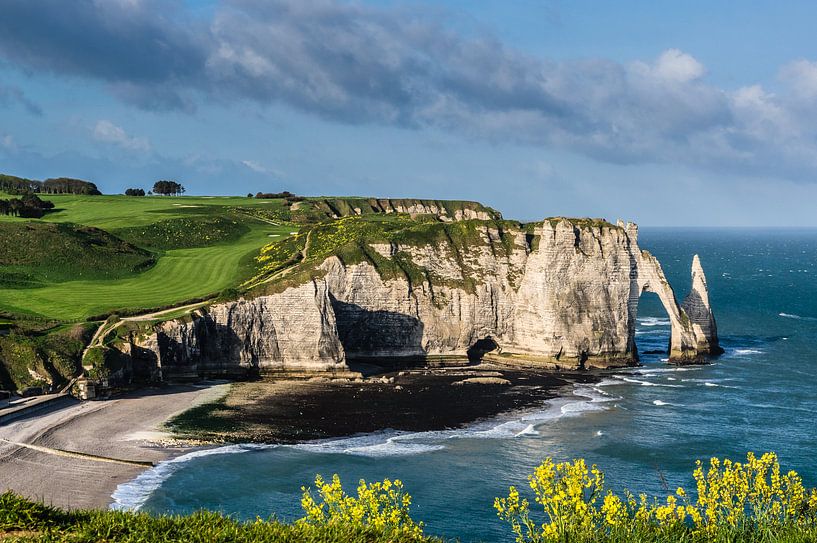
2, 1, 817, 225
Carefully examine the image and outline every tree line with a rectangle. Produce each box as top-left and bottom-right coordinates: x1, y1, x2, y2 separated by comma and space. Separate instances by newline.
0, 173, 101, 196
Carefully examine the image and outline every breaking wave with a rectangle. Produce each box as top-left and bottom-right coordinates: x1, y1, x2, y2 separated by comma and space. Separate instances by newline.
637, 317, 671, 326
779, 313, 817, 321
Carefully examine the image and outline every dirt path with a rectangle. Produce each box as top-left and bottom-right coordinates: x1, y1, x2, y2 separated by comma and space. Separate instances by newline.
122, 300, 211, 322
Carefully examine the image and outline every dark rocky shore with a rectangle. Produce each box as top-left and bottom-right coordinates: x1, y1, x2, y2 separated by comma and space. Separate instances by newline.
166, 364, 599, 444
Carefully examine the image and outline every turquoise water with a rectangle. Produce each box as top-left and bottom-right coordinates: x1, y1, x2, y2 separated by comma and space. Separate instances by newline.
114, 228, 817, 542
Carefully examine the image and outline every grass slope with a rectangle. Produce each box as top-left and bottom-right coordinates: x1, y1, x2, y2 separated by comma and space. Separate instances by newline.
0, 194, 296, 321
0, 221, 291, 321
0, 222, 154, 288
0, 493, 435, 543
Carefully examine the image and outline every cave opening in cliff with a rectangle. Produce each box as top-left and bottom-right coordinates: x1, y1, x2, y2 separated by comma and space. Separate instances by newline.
636, 290, 672, 358
467, 336, 499, 363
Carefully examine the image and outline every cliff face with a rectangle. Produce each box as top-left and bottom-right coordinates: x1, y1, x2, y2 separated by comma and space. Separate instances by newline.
116, 219, 721, 380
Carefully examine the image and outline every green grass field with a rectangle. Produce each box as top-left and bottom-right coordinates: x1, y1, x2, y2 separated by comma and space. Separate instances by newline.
0, 194, 297, 321
0, 193, 285, 229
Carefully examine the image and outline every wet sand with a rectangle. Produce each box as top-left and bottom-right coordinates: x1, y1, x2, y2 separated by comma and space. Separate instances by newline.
168, 364, 593, 443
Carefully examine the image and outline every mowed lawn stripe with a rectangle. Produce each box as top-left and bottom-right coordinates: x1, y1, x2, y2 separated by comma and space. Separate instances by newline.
0, 223, 292, 321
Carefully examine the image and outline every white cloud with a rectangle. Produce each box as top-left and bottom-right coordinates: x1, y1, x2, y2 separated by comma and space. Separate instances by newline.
1, 134, 16, 151
652, 49, 705, 82
242, 159, 267, 173
779, 59, 817, 100
10, 0, 817, 181
242, 159, 285, 177
92, 120, 150, 152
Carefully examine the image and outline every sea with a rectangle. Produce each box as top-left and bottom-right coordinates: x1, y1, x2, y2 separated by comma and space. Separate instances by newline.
111, 228, 817, 542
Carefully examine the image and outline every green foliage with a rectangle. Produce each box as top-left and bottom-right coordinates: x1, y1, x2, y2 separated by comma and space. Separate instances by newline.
0, 492, 436, 543
0, 196, 294, 320
0, 325, 91, 391
0, 222, 155, 288
3, 454, 817, 542
82, 345, 126, 380
0, 193, 55, 218
0, 173, 39, 195
495, 452, 817, 543
113, 215, 250, 250
152, 180, 185, 196
0, 174, 100, 196
41, 177, 101, 195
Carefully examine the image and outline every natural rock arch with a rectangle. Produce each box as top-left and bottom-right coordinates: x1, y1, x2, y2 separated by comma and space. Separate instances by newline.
635, 251, 723, 363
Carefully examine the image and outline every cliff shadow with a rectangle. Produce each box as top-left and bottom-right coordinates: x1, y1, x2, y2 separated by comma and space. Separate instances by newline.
330, 297, 426, 369
156, 317, 260, 381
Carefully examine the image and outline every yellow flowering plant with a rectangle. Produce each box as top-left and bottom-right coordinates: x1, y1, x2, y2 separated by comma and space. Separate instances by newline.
495, 452, 817, 543
299, 474, 424, 537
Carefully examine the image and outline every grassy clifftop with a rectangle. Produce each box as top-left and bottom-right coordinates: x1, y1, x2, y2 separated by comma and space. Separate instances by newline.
248, 215, 622, 295
235, 196, 501, 225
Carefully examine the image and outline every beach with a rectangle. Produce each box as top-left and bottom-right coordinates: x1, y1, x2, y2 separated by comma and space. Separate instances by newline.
0, 366, 581, 510
0, 383, 228, 510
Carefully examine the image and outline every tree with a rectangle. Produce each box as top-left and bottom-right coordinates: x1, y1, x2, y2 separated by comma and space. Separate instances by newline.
0, 193, 54, 218
125, 188, 146, 196
247, 193, 253, 198
152, 180, 185, 196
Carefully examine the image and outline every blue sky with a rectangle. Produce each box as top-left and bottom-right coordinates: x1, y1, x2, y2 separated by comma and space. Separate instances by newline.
2, 0, 817, 225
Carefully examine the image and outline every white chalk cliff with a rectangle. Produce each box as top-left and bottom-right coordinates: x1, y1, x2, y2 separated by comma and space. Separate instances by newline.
119, 218, 721, 379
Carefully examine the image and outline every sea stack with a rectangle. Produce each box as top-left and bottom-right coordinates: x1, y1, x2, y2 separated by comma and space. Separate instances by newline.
679, 254, 724, 359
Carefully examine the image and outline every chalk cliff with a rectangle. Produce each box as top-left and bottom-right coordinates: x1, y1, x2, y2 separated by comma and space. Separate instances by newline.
114, 218, 721, 381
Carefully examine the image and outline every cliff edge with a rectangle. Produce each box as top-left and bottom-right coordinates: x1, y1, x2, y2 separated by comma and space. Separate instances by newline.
102, 217, 721, 382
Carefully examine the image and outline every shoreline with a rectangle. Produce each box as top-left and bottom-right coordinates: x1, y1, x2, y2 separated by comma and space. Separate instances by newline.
0, 383, 228, 510
0, 366, 595, 511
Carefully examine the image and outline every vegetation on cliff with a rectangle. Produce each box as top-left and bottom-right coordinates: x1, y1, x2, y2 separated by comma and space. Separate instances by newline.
2, 452, 816, 542
247, 213, 615, 295
0, 189, 507, 385
0, 323, 94, 391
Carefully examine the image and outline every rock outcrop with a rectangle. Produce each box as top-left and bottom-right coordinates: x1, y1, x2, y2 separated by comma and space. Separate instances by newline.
112, 218, 721, 381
